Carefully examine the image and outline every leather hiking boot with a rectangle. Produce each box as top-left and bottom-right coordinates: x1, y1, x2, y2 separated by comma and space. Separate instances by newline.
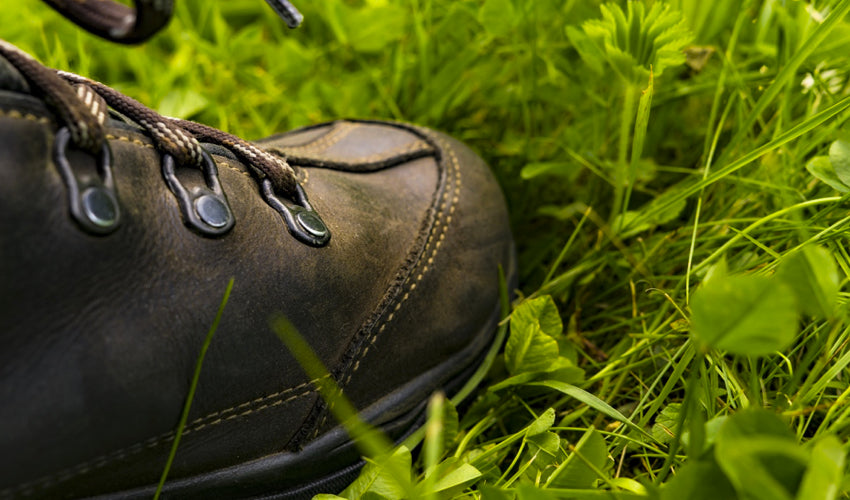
0, 27, 515, 500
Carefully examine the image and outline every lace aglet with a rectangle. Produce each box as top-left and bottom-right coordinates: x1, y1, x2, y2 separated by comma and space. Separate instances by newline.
264, 0, 304, 29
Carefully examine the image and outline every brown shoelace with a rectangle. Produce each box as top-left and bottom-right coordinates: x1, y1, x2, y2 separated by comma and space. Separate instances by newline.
0, 40, 297, 198
0, 0, 333, 245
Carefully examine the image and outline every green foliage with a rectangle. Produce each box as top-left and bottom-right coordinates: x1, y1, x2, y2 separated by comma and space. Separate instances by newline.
690, 271, 798, 355
7, 0, 850, 498
547, 428, 609, 489
568, 1, 693, 84
808, 139, 850, 192
662, 410, 846, 500
778, 246, 840, 319
337, 446, 413, 500
505, 296, 562, 374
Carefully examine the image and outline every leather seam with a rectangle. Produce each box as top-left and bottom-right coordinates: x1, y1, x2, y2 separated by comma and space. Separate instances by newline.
311, 130, 461, 438
345, 134, 460, 375
345, 133, 461, 380
105, 133, 155, 149
2, 376, 328, 498
0, 108, 51, 124
274, 139, 434, 168
277, 120, 354, 153
216, 158, 255, 181
340, 139, 433, 164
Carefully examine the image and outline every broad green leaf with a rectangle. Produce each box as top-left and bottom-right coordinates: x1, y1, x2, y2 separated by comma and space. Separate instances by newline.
651, 403, 680, 444
512, 296, 563, 338
527, 431, 562, 457
478, 0, 516, 37
556, 337, 579, 365
690, 273, 798, 355
339, 446, 412, 500
829, 139, 850, 186
716, 408, 796, 441
505, 323, 558, 374
523, 431, 564, 483
506, 297, 562, 374
806, 156, 850, 192
430, 462, 482, 493
701, 257, 728, 286
702, 415, 727, 449
660, 457, 737, 500
313, 495, 347, 500
797, 436, 845, 500
717, 438, 805, 500
527, 408, 556, 436
548, 428, 608, 488
715, 410, 807, 500
778, 246, 839, 319
547, 365, 586, 385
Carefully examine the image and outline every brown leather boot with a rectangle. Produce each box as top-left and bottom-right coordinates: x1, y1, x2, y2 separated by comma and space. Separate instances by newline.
0, 11, 514, 500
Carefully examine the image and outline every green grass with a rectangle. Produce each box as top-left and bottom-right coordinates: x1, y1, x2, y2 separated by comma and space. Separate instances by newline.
6, 0, 850, 498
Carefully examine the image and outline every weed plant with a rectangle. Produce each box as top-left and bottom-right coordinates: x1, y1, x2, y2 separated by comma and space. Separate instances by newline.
5, 0, 850, 498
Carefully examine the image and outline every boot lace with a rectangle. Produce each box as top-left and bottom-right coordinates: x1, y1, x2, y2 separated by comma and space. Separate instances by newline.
0, 37, 330, 246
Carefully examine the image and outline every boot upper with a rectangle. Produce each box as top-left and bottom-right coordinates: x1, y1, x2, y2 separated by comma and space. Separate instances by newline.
0, 58, 514, 498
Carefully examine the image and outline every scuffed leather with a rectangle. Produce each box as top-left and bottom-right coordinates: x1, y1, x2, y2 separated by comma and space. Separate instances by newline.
0, 89, 513, 498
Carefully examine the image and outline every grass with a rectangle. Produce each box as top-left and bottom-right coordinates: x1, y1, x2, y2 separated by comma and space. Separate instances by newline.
6, 0, 850, 498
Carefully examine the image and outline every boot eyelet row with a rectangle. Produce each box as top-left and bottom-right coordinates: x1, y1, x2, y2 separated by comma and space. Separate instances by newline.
56, 125, 331, 246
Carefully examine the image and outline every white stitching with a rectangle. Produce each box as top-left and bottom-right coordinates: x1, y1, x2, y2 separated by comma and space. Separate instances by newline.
311, 134, 461, 438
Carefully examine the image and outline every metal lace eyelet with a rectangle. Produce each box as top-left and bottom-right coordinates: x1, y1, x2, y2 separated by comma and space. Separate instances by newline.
162, 150, 235, 236
261, 179, 330, 247
52, 126, 121, 234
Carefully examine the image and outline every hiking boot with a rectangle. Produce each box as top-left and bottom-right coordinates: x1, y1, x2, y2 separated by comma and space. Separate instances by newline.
0, 26, 514, 500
